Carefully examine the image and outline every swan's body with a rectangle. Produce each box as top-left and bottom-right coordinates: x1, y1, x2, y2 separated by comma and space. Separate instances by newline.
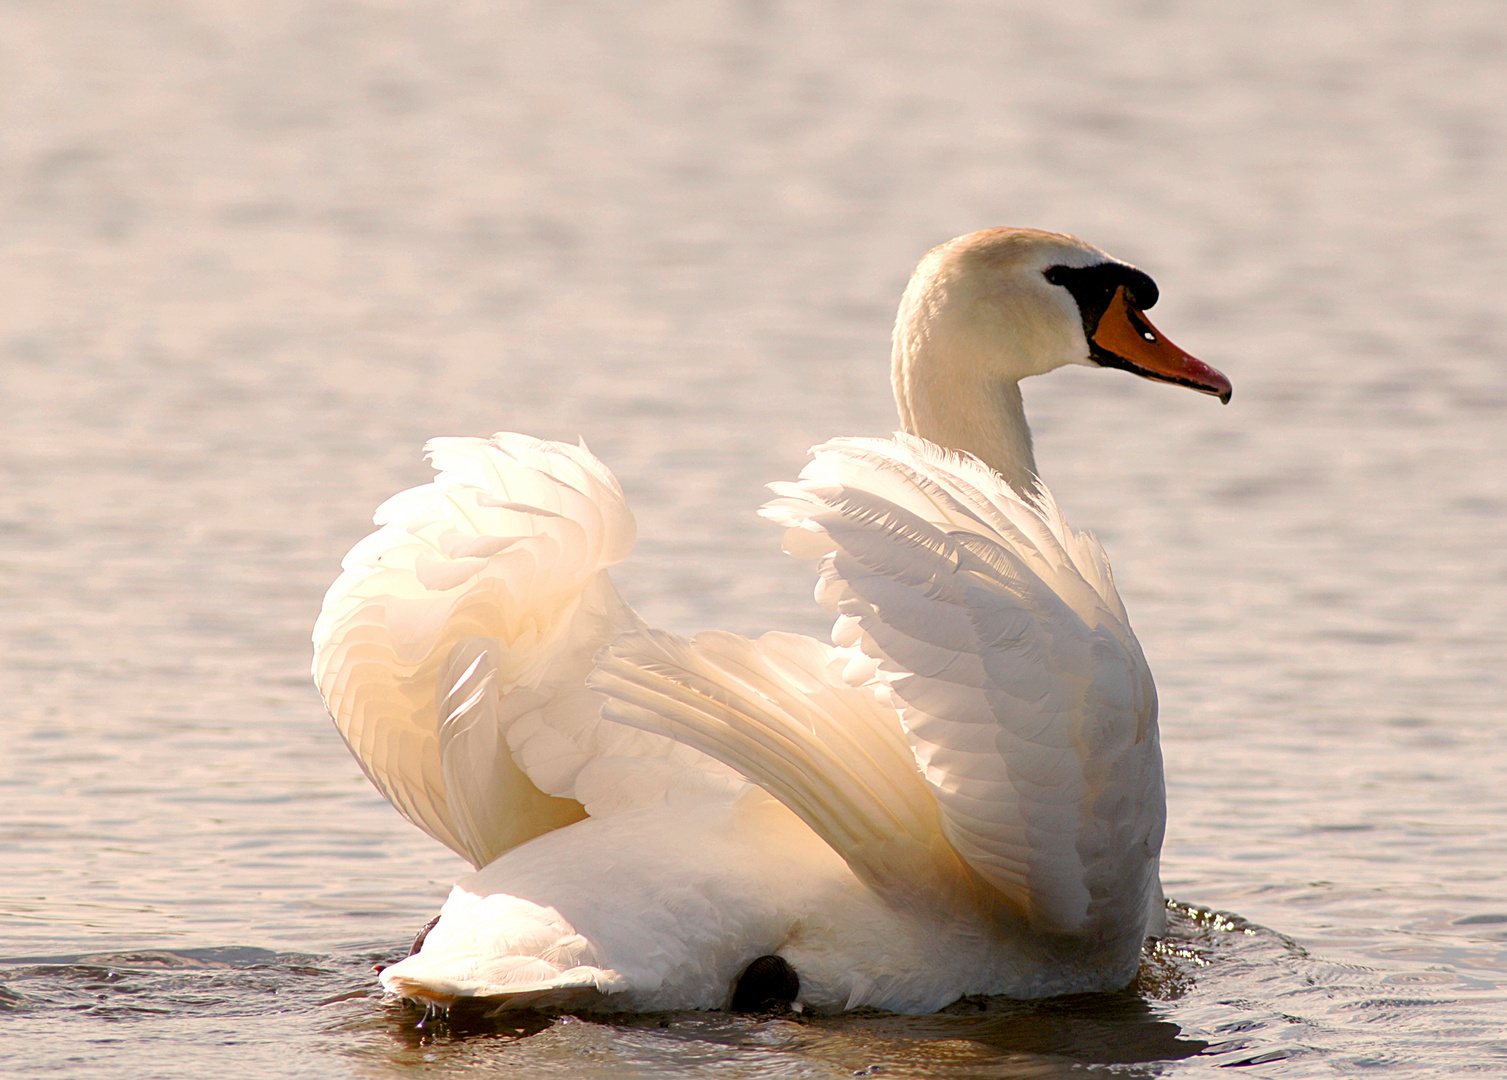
313, 228, 1229, 1014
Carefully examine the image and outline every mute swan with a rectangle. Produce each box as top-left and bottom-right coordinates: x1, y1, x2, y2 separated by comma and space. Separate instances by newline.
312, 228, 1231, 1015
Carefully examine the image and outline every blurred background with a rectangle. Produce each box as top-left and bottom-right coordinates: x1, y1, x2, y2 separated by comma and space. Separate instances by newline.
2, 1, 1504, 1076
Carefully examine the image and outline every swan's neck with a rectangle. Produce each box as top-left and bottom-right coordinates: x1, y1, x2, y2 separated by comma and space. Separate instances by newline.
892, 348, 1039, 495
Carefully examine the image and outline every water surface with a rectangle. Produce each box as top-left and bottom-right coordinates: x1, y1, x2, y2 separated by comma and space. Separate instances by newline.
3, 1, 1505, 1075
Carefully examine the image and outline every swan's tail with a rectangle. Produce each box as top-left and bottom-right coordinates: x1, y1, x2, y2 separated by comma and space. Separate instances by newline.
378, 891, 626, 1011
312, 434, 641, 868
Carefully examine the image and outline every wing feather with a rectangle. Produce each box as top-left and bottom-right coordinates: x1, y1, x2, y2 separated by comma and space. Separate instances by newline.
312, 433, 736, 869
761, 434, 1164, 935
590, 629, 978, 911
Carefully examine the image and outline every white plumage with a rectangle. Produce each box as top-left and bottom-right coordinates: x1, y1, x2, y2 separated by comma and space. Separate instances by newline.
312, 228, 1229, 1013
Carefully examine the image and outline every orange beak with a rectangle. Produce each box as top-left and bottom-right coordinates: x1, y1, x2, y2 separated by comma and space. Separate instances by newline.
1092, 286, 1232, 403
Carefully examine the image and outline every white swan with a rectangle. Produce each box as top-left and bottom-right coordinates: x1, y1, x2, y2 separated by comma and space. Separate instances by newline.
312, 228, 1231, 1014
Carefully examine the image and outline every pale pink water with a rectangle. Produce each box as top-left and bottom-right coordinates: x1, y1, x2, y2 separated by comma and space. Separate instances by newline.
2, 2, 1505, 1075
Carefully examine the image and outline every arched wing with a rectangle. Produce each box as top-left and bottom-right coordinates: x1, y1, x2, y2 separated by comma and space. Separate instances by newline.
761, 435, 1164, 934
312, 434, 737, 869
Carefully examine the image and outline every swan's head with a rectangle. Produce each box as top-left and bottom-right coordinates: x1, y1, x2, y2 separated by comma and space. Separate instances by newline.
894, 227, 1231, 402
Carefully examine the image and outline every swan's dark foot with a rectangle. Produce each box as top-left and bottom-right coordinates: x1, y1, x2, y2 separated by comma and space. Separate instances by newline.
372, 913, 444, 974
731, 954, 800, 1013
409, 913, 442, 956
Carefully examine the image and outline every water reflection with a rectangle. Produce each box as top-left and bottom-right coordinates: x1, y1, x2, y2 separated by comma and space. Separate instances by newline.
797, 994, 1208, 1075
4, 902, 1498, 1075
371, 1000, 1206, 1080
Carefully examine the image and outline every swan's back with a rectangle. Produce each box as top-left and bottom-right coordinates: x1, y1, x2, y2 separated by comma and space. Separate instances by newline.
596, 435, 1164, 945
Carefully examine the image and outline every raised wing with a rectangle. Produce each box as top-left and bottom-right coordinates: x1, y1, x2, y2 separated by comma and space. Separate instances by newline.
312, 433, 737, 869
592, 629, 979, 914
758, 435, 1164, 935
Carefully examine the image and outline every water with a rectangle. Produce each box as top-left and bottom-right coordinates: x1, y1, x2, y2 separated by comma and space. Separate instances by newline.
2, 1, 1504, 1075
